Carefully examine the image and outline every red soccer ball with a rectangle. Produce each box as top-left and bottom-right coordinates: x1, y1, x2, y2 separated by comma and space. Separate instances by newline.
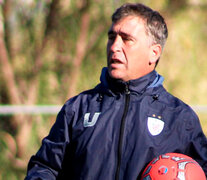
141, 153, 206, 180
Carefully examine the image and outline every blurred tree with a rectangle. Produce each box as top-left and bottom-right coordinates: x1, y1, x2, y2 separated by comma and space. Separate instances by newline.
0, 0, 111, 178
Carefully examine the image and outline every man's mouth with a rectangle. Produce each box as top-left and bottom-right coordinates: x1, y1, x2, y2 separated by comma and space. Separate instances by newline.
110, 58, 123, 64
109, 58, 125, 69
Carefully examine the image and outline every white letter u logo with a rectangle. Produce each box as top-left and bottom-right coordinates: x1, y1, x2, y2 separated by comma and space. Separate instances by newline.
83, 112, 101, 127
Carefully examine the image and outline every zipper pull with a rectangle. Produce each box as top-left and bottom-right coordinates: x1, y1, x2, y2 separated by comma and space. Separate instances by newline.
125, 82, 130, 95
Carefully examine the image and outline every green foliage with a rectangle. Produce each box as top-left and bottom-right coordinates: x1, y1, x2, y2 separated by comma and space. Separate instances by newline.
158, 5, 207, 104
0, 130, 20, 180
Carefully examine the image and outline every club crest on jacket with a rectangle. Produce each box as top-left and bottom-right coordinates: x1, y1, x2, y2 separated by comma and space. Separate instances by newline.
147, 116, 164, 136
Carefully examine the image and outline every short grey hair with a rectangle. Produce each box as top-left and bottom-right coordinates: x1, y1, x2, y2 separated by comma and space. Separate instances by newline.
112, 3, 168, 49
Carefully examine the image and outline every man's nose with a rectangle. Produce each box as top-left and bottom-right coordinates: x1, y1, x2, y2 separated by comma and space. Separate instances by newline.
110, 36, 122, 52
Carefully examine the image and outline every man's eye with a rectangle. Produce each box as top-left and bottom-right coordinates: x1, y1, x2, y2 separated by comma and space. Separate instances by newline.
122, 36, 131, 41
123, 38, 130, 41
108, 34, 115, 40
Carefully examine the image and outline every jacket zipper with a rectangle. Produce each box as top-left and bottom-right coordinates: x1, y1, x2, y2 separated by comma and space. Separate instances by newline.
115, 83, 130, 180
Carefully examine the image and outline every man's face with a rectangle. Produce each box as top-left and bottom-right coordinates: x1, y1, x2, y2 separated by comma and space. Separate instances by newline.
107, 16, 156, 81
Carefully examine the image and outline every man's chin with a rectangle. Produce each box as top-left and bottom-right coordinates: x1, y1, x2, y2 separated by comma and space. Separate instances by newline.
108, 69, 126, 81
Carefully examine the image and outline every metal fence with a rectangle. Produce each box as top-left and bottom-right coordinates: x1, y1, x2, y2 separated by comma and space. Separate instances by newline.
0, 105, 207, 115
0, 105, 62, 115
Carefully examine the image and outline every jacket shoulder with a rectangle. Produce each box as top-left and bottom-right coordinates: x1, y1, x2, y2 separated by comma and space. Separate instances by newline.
153, 86, 197, 116
62, 88, 100, 111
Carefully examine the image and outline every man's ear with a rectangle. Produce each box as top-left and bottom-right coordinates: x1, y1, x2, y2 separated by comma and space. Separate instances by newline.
149, 44, 162, 64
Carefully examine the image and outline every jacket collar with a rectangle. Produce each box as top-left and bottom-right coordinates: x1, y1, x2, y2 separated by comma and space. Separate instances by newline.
98, 67, 164, 95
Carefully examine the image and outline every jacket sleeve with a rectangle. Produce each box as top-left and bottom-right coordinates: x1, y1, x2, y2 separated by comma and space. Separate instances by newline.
181, 108, 207, 175
25, 105, 73, 180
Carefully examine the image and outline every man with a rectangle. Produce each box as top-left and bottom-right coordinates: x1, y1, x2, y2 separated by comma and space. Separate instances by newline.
25, 3, 207, 180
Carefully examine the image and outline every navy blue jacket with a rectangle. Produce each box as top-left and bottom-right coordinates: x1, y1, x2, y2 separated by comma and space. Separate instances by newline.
25, 68, 207, 179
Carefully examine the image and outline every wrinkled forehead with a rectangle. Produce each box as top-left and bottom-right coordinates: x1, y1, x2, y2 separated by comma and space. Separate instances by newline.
108, 16, 147, 35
